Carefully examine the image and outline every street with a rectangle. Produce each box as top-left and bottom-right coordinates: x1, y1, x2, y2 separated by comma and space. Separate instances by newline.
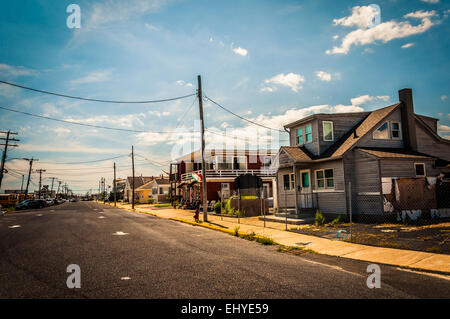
0, 201, 449, 299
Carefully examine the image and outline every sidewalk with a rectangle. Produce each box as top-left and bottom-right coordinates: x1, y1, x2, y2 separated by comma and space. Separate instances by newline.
102, 201, 450, 274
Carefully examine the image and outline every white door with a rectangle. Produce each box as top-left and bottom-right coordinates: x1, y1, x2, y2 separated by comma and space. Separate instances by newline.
299, 169, 312, 208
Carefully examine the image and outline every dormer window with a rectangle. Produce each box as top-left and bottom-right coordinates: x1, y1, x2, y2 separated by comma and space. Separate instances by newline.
391, 122, 401, 139
373, 121, 389, 139
323, 121, 334, 141
296, 124, 312, 145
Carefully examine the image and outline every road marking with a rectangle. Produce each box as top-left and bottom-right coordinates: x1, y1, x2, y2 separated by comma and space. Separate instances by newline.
50, 210, 54, 212
8, 225, 21, 229
121, 277, 131, 280
395, 267, 450, 281
36, 214, 43, 217
113, 231, 128, 236
98, 216, 106, 219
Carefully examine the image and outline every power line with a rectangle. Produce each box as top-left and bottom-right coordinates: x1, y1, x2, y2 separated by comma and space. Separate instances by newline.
0, 106, 198, 134
204, 95, 286, 133
0, 80, 196, 104
39, 155, 128, 165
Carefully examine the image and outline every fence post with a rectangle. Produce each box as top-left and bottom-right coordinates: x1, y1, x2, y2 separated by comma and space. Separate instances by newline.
262, 188, 266, 228
349, 181, 352, 242
238, 189, 240, 224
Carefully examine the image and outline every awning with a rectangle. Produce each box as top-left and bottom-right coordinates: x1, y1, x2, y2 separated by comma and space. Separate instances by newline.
177, 182, 187, 188
187, 180, 199, 187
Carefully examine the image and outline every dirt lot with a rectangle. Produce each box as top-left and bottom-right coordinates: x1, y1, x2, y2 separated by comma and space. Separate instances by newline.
289, 221, 450, 254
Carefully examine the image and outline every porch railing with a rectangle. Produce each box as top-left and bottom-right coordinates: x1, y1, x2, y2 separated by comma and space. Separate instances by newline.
180, 169, 275, 182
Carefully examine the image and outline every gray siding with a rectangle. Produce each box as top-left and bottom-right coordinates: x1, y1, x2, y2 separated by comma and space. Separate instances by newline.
356, 108, 404, 149
289, 119, 319, 156
415, 122, 450, 161
344, 150, 382, 215
380, 158, 438, 177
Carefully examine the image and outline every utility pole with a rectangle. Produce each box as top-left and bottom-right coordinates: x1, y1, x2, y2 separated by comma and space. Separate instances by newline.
113, 162, 117, 207
36, 169, 46, 199
20, 174, 24, 194
24, 158, 37, 197
49, 177, 56, 198
56, 180, 61, 198
131, 146, 135, 210
0, 130, 19, 189
197, 75, 208, 222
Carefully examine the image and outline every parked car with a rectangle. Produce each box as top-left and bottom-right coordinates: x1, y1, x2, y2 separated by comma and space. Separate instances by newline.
45, 199, 54, 206
15, 199, 47, 210
70, 198, 77, 202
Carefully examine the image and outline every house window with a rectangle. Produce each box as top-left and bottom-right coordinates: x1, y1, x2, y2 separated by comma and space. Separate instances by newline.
415, 163, 425, 177
373, 121, 389, 139
233, 156, 247, 169
305, 125, 312, 143
296, 128, 303, 145
283, 173, 295, 190
323, 121, 334, 141
315, 169, 334, 189
391, 122, 401, 139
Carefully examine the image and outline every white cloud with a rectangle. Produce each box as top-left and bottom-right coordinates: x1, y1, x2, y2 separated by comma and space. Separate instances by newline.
232, 46, 248, 56
0, 64, 37, 77
401, 42, 415, 49
327, 7, 438, 54
441, 95, 448, 101
333, 35, 339, 40
316, 71, 332, 82
438, 124, 450, 133
420, 0, 439, 3
64, 113, 146, 128
176, 80, 193, 87
333, 5, 380, 29
350, 95, 390, 106
144, 23, 159, 31
262, 72, 305, 92
70, 70, 113, 85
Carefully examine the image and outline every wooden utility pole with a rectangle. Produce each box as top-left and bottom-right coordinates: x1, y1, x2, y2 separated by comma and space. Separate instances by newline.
131, 146, 135, 210
56, 180, 61, 198
24, 158, 36, 196
113, 162, 117, 207
49, 177, 56, 198
36, 169, 46, 199
0, 130, 19, 189
197, 75, 208, 222
20, 174, 24, 194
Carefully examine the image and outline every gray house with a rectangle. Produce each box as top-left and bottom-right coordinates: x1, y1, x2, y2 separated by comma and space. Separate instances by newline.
273, 88, 450, 221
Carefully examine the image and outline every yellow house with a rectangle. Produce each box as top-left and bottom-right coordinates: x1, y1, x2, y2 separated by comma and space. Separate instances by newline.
135, 181, 154, 204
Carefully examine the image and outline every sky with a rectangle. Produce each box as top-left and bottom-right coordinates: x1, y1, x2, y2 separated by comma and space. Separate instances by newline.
0, 0, 449, 194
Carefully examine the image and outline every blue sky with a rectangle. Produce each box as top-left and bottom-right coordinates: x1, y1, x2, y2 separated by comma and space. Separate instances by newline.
0, 0, 449, 193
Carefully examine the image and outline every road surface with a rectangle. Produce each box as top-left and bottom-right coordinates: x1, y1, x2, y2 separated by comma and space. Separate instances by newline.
0, 201, 449, 298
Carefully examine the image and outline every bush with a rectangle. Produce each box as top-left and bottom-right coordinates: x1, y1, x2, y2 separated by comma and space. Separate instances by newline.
213, 201, 221, 214
147, 198, 155, 204
315, 210, 326, 226
154, 203, 171, 208
330, 215, 341, 226
233, 226, 240, 236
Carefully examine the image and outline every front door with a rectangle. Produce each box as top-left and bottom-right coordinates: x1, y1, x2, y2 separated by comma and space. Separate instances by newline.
300, 169, 312, 208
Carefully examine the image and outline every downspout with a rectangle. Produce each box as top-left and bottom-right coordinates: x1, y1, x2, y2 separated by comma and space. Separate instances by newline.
293, 164, 299, 216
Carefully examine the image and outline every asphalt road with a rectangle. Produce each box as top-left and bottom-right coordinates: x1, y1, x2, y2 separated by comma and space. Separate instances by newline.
0, 201, 449, 299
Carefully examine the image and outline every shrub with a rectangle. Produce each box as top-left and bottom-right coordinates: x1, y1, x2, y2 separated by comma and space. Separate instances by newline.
330, 215, 341, 226
213, 201, 221, 214
147, 198, 155, 204
154, 203, 171, 208
314, 210, 326, 226
255, 236, 275, 245
233, 226, 240, 236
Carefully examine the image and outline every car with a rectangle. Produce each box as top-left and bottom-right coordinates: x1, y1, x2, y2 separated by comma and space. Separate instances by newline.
45, 199, 54, 206
15, 199, 46, 210
70, 198, 77, 202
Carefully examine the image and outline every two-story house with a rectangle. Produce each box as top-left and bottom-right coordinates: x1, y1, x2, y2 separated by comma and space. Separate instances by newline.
273, 88, 450, 221
171, 149, 276, 205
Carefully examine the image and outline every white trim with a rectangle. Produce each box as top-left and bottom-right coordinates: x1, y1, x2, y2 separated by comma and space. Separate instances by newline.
322, 121, 334, 141
414, 162, 426, 177
372, 121, 390, 140
312, 189, 344, 193
391, 121, 402, 140
314, 168, 335, 190
357, 192, 381, 196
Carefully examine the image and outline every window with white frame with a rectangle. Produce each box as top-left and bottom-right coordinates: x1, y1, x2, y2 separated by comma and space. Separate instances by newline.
373, 121, 389, 139
283, 173, 295, 190
315, 169, 334, 189
391, 122, 401, 139
415, 163, 425, 177
323, 121, 334, 141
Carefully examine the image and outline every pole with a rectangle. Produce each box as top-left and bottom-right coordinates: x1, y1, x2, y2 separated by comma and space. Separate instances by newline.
50, 177, 56, 198
262, 186, 266, 228
113, 162, 117, 207
237, 189, 240, 224
349, 181, 352, 242
36, 169, 46, 199
0, 131, 19, 189
24, 158, 36, 197
131, 146, 135, 210
57, 181, 61, 198
20, 174, 24, 194
197, 75, 208, 222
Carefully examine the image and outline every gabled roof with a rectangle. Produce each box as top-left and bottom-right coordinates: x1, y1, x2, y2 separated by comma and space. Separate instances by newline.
329, 103, 401, 157
135, 178, 170, 191
126, 176, 154, 189
280, 146, 311, 162
357, 148, 435, 160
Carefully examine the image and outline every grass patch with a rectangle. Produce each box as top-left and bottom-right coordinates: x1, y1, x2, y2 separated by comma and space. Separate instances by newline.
277, 246, 316, 254
154, 203, 171, 208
